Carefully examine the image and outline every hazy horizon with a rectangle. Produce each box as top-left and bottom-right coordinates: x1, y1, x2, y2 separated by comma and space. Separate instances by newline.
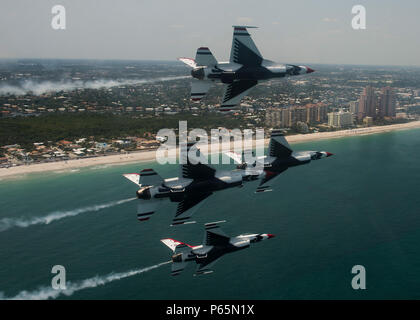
2, 58, 420, 69
1, 0, 420, 66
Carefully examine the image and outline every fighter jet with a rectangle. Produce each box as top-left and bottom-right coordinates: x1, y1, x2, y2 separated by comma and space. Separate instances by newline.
161, 221, 275, 276
226, 130, 333, 192
123, 143, 249, 226
179, 26, 315, 111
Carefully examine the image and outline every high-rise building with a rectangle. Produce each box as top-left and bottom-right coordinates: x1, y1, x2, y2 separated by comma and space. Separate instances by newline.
265, 108, 281, 128
289, 106, 307, 125
317, 104, 328, 123
349, 101, 359, 115
328, 110, 354, 128
378, 87, 396, 118
265, 107, 290, 128
306, 105, 318, 124
265, 103, 328, 128
280, 108, 290, 127
358, 86, 377, 120
363, 116, 373, 127
306, 103, 328, 123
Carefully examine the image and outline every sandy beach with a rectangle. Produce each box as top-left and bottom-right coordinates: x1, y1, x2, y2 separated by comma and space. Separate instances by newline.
1, 120, 420, 180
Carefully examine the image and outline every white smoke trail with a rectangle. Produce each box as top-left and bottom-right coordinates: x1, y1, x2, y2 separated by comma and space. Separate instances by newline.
0, 76, 189, 96
0, 197, 136, 232
1, 261, 171, 300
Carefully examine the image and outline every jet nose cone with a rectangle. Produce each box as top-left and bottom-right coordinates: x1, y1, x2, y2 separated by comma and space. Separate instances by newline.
267, 234, 275, 239
306, 67, 315, 74
326, 152, 334, 157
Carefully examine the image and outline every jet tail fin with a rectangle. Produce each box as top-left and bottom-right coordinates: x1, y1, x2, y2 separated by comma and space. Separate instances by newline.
230, 26, 262, 67
195, 47, 218, 66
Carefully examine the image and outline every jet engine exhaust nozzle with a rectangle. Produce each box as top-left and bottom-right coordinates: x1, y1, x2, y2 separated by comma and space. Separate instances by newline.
191, 67, 205, 80
171, 253, 183, 263
136, 187, 152, 200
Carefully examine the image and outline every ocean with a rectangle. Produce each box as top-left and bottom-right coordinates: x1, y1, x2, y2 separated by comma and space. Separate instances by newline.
1, 128, 420, 299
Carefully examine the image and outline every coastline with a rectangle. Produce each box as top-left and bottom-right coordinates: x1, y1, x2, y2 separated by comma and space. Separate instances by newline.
1, 120, 420, 180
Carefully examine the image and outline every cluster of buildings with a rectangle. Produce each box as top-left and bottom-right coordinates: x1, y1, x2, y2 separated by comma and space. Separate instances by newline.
265, 103, 328, 130
265, 86, 401, 131
350, 86, 396, 122
0, 136, 160, 167
328, 86, 399, 129
0, 100, 182, 117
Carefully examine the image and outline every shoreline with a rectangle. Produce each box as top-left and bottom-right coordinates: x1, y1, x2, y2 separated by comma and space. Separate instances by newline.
1, 120, 420, 180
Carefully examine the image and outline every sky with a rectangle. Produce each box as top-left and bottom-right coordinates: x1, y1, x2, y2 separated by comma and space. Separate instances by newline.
1, 0, 420, 66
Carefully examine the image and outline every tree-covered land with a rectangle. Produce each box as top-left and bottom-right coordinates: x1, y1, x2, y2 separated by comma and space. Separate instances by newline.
0, 112, 246, 146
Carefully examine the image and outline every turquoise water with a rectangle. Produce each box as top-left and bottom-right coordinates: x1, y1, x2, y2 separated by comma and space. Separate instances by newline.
1, 129, 420, 299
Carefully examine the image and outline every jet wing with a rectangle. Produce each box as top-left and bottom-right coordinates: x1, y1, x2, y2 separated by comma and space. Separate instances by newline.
138, 168, 164, 187
180, 143, 216, 180
194, 222, 229, 275
171, 192, 213, 226
256, 167, 288, 192
204, 221, 230, 246
194, 252, 224, 276
230, 26, 262, 67
220, 80, 257, 111
136, 198, 163, 222
268, 131, 292, 159
171, 261, 188, 276
181, 161, 216, 180
191, 79, 213, 102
